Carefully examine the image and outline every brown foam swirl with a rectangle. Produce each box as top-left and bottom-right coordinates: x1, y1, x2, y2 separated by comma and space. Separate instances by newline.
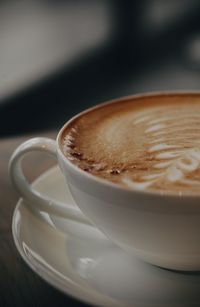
61, 94, 200, 193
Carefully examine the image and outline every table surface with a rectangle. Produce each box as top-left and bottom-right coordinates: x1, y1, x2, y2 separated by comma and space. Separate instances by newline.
0, 131, 89, 307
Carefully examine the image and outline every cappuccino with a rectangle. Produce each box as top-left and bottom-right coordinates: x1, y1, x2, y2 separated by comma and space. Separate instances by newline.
61, 93, 200, 193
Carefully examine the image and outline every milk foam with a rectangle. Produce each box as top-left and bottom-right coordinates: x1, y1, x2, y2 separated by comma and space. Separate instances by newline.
62, 94, 200, 193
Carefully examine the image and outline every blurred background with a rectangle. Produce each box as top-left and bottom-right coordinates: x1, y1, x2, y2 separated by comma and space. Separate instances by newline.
1, 0, 200, 137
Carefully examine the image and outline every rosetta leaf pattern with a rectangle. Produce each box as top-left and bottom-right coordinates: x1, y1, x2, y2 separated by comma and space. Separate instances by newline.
123, 107, 200, 191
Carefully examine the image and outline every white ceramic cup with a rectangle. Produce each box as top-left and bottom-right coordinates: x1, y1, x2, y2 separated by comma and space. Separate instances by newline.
9, 93, 200, 271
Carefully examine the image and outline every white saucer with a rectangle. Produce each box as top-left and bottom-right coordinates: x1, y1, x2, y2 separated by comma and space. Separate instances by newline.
12, 166, 200, 307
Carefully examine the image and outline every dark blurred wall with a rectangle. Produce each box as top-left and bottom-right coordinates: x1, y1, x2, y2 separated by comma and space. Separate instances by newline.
1, 0, 200, 137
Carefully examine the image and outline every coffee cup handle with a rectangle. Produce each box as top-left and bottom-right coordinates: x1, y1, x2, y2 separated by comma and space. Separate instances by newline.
9, 137, 91, 225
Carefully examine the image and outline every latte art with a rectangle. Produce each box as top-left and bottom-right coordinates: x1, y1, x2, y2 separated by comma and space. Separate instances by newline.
62, 94, 200, 193
123, 108, 200, 191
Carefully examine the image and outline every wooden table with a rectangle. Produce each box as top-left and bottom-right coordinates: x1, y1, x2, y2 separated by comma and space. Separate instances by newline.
0, 132, 89, 307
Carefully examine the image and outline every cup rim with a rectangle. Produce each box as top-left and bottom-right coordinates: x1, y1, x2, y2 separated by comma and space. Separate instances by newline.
57, 90, 200, 199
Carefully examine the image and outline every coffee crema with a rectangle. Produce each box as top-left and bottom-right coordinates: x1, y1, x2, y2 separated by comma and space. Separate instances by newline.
61, 93, 200, 193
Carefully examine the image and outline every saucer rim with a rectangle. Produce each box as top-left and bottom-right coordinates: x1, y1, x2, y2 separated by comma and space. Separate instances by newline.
11, 166, 126, 307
